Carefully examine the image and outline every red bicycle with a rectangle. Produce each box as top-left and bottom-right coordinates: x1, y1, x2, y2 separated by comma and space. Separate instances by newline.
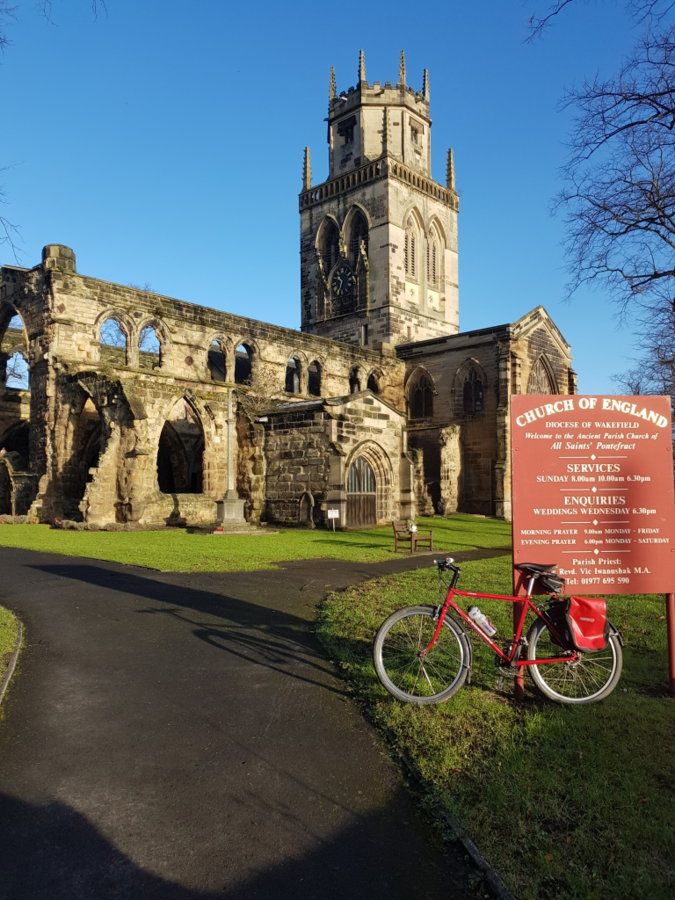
373, 558, 623, 705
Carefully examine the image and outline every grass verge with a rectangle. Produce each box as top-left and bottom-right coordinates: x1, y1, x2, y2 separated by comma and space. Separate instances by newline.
0, 514, 510, 572
0, 606, 20, 710
317, 553, 674, 899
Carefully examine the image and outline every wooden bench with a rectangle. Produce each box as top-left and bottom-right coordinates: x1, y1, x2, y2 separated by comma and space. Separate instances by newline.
392, 521, 433, 553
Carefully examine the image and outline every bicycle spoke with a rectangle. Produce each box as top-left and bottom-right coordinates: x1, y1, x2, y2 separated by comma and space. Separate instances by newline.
528, 619, 620, 703
374, 609, 467, 703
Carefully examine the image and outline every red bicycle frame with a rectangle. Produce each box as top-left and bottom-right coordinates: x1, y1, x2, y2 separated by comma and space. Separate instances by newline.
422, 587, 578, 667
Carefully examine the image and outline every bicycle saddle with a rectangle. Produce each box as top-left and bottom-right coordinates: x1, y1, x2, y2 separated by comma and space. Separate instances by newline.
514, 562, 556, 575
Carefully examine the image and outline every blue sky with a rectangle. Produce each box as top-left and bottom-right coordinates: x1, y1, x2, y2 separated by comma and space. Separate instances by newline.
1, 1, 642, 391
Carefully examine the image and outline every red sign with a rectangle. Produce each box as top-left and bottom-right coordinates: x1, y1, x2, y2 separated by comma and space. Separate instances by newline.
511, 395, 674, 594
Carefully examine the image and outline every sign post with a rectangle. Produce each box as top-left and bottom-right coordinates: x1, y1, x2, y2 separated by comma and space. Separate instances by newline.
511, 395, 675, 693
327, 508, 339, 533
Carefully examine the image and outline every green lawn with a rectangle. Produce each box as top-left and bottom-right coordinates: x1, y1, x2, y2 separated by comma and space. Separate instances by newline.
0, 514, 511, 572
0, 605, 19, 709
2, 513, 670, 895
317, 555, 674, 899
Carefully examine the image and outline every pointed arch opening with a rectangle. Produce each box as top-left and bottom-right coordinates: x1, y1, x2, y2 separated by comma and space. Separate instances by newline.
99, 317, 128, 366
0, 421, 30, 467
61, 392, 105, 521
1, 310, 29, 392
345, 442, 393, 527
527, 355, 558, 394
346, 208, 369, 266
463, 367, 485, 415
408, 369, 435, 419
0, 460, 11, 515
208, 339, 227, 382
316, 217, 341, 276
349, 366, 362, 394
453, 359, 487, 418
234, 343, 253, 385
157, 397, 205, 494
308, 360, 322, 397
366, 371, 380, 394
285, 356, 302, 394
139, 324, 162, 369
426, 223, 443, 288
404, 213, 421, 279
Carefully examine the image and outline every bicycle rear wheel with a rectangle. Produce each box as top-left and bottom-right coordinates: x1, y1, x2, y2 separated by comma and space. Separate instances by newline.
373, 605, 470, 704
526, 617, 623, 704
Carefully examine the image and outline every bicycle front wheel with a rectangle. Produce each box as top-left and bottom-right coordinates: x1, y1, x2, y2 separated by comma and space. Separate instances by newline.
526, 618, 623, 704
373, 605, 470, 704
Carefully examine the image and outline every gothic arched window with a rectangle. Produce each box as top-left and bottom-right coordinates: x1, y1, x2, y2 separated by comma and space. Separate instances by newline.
308, 360, 321, 397
527, 356, 558, 394
99, 317, 128, 366
285, 356, 302, 394
347, 209, 369, 266
409, 371, 434, 419
235, 343, 253, 385
367, 371, 380, 394
139, 324, 162, 369
208, 340, 227, 382
316, 218, 341, 276
463, 368, 484, 415
349, 366, 361, 394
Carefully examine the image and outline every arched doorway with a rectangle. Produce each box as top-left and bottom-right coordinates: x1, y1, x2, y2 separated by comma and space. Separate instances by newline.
0, 461, 11, 515
346, 456, 377, 527
157, 397, 205, 494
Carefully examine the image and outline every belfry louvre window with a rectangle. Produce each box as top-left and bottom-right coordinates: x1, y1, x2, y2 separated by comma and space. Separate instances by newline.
427, 241, 437, 285
404, 218, 417, 278
337, 115, 356, 146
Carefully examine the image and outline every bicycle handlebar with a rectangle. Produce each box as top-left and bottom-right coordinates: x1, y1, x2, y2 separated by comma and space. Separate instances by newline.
435, 557, 458, 571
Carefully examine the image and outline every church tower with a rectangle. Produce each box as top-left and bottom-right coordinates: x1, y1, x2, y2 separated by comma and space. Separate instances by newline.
300, 51, 459, 349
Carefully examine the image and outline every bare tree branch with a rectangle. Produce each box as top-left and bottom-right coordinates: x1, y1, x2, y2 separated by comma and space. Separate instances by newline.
527, 1, 674, 398
527, 1, 675, 41
556, 26, 675, 318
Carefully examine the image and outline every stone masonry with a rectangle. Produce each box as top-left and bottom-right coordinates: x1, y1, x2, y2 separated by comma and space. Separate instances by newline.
0, 54, 575, 528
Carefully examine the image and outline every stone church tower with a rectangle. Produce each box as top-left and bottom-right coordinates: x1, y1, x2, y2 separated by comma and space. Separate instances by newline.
300, 52, 459, 349
1, 51, 574, 529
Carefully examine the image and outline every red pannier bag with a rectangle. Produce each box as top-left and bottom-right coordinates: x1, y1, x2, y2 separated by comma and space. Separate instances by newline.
565, 596, 609, 652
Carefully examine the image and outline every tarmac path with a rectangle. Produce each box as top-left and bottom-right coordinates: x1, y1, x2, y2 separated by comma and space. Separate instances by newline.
0, 546, 503, 899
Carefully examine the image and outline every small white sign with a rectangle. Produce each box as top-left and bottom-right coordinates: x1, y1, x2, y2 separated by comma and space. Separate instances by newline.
327, 509, 340, 520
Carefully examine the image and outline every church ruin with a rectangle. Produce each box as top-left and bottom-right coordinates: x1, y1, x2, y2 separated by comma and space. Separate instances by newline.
0, 53, 575, 529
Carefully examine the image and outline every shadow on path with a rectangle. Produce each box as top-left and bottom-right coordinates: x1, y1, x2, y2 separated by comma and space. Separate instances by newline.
30, 563, 360, 697
0, 788, 471, 900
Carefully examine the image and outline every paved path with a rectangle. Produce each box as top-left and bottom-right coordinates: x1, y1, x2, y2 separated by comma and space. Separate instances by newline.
0, 547, 503, 899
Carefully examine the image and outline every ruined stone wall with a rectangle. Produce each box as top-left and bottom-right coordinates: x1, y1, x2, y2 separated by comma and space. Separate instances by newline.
263, 408, 330, 525
1, 246, 406, 526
